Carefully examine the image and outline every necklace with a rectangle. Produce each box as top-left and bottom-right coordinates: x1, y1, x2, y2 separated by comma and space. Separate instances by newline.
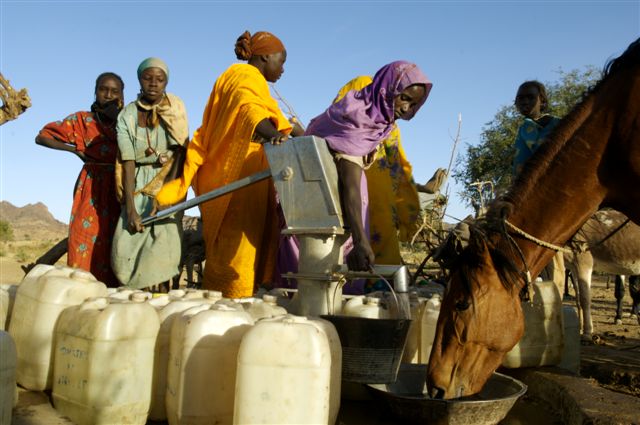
144, 126, 168, 165
144, 126, 156, 157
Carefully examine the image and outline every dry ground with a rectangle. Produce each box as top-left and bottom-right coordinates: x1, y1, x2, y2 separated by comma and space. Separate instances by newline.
0, 240, 66, 285
573, 275, 640, 397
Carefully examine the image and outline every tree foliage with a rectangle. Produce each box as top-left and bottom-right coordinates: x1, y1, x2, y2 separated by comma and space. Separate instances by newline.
453, 67, 601, 206
0, 219, 13, 242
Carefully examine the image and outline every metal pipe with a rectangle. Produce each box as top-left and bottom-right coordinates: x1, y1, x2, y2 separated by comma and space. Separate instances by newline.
333, 264, 410, 293
141, 169, 272, 226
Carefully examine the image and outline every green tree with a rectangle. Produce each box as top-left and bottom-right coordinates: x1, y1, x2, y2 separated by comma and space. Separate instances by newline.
453, 67, 600, 206
0, 219, 13, 242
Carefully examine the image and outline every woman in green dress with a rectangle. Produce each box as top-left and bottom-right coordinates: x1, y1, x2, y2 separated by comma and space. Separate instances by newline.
111, 57, 189, 289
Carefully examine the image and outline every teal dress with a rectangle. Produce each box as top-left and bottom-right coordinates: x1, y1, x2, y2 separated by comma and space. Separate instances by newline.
512, 115, 560, 176
111, 102, 182, 288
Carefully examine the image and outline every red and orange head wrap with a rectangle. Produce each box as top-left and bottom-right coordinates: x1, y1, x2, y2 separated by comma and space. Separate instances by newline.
234, 31, 286, 60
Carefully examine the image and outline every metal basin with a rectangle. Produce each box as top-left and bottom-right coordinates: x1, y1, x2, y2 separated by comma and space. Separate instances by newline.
367, 364, 527, 425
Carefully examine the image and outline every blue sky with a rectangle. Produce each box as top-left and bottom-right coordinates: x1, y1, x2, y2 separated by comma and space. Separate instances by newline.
1, 0, 638, 224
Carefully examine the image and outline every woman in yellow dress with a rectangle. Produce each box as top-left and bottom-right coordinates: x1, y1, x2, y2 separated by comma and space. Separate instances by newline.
157, 31, 301, 298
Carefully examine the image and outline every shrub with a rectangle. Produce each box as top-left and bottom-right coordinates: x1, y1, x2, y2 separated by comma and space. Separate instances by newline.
0, 220, 13, 242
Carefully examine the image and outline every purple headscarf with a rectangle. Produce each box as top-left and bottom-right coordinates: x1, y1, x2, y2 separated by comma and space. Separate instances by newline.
305, 61, 432, 156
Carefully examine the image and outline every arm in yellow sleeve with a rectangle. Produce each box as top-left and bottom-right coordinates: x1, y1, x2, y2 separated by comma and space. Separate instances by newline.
156, 127, 206, 206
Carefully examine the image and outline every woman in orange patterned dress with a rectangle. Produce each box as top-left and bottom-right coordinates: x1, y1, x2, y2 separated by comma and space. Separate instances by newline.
35, 72, 124, 286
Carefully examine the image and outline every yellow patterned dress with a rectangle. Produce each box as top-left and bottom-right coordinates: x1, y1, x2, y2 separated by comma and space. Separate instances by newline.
334, 76, 420, 265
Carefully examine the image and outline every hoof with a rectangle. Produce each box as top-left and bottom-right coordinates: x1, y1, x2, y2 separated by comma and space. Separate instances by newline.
581, 333, 594, 344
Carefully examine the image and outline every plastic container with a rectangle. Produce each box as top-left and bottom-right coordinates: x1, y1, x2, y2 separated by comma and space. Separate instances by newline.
234, 315, 342, 425
148, 290, 220, 421
166, 304, 254, 425
107, 287, 148, 300
243, 294, 288, 321
52, 295, 160, 425
503, 280, 564, 368
0, 284, 18, 331
420, 294, 441, 364
558, 305, 580, 373
214, 298, 245, 311
401, 293, 427, 363
268, 288, 294, 311
9, 265, 107, 390
342, 295, 365, 315
1, 330, 17, 425
343, 296, 391, 319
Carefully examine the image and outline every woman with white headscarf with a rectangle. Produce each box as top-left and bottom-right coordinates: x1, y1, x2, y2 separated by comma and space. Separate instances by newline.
111, 57, 189, 289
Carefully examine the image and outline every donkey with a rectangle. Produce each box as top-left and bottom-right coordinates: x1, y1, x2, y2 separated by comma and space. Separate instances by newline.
565, 209, 640, 336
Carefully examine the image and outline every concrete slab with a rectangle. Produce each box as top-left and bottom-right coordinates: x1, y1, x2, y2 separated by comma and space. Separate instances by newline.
503, 367, 640, 425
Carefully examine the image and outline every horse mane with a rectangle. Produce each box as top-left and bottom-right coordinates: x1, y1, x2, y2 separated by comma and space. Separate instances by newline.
505, 37, 640, 212
450, 217, 524, 302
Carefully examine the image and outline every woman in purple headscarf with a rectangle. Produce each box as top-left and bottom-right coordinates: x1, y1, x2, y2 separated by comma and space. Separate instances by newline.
304, 61, 432, 271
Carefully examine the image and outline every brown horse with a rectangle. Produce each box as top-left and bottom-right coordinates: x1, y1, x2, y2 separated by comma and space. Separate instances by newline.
426, 38, 640, 399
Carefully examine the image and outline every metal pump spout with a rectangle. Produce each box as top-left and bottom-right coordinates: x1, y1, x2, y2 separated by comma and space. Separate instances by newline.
333, 264, 410, 294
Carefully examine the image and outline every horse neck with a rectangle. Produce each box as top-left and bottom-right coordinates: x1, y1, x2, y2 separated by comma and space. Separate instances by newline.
505, 94, 609, 277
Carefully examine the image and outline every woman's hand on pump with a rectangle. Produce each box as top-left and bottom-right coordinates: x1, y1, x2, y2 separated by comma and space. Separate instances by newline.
254, 118, 289, 145
126, 207, 144, 233
265, 133, 289, 145
347, 239, 375, 271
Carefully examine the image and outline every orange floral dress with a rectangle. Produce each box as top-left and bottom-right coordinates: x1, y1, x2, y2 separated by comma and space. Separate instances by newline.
39, 111, 121, 286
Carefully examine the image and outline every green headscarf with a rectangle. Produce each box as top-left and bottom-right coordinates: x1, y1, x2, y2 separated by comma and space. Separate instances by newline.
137, 57, 169, 81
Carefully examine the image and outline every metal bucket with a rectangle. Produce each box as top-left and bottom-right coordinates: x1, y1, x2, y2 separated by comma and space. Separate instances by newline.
367, 364, 527, 425
320, 315, 411, 384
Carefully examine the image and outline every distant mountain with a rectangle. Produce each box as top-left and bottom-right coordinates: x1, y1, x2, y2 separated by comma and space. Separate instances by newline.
0, 201, 68, 241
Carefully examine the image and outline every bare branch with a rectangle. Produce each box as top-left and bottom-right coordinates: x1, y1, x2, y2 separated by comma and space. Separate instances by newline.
0, 73, 32, 126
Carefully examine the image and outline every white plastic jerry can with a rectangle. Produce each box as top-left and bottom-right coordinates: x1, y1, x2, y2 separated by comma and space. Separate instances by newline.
558, 305, 580, 373
401, 292, 427, 364
421, 294, 442, 364
267, 288, 294, 312
52, 294, 160, 425
166, 304, 254, 425
343, 296, 391, 319
1, 330, 17, 425
107, 287, 150, 300
0, 284, 18, 331
234, 315, 342, 425
243, 294, 288, 321
9, 265, 108, 390
148, 290, 220, 421
503, 280, 564, 368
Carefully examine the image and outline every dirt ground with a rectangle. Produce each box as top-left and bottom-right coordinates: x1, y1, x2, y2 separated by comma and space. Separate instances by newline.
0, 243, 66, 285
570, 276, 640, 397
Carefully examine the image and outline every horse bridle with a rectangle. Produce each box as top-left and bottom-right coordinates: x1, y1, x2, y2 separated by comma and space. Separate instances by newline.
501, 218, 578, 302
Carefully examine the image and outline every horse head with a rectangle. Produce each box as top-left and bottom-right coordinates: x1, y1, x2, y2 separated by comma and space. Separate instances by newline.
427, 37, 640, 399
427, 219, 525, 399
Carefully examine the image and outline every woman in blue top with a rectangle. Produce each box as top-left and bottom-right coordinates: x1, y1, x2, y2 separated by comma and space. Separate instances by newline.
512, 80, 565, 287
512, 80, 560, 176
